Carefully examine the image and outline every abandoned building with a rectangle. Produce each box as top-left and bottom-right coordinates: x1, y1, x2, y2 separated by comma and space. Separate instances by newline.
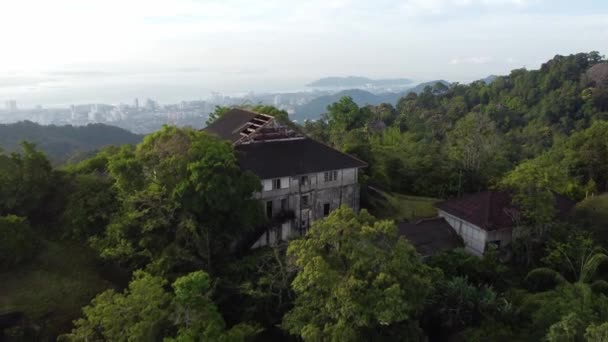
204, 108, 367, 248
435, 191, 576, 256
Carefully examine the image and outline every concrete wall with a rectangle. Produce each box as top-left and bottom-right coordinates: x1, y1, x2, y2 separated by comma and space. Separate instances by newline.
438, 210, 487, 256
438, 210, 513, 256
486, 227, 513, 248
252, 168, 361, 248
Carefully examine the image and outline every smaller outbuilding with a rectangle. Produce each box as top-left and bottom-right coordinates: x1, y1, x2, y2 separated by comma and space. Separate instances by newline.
436, 191, 576, 256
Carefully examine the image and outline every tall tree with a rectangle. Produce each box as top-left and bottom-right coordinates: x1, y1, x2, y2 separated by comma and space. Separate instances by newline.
206, 106, 231, 125
63, 270, 256, 341
63, 271, 172, 341
93, 126, 263, 276
283, 206, 436, 341
0, 142, 56, 223
447, 111, 508, 191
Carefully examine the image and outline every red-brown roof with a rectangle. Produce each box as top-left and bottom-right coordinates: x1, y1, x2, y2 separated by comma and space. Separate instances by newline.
436, 191, 576, 231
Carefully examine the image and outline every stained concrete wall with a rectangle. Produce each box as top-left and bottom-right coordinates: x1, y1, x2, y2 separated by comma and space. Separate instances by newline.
438, 210, 514, 256
252, 168, 361, 248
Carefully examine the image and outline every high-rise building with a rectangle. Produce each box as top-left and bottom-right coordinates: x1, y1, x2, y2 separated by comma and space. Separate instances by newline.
5, 100, 17, 112
134, 98, 139, 111
145, 98, 157, 111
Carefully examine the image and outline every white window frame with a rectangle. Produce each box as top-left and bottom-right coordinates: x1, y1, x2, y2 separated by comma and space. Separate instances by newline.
324, 170, 338, 182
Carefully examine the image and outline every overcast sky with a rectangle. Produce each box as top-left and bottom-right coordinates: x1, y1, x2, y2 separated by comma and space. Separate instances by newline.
1, 0, 607, 106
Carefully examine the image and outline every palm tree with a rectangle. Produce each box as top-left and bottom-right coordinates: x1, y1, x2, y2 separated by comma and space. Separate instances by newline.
526, 242, 608, 291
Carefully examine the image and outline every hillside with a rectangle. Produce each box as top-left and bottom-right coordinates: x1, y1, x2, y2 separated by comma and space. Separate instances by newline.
0, 121, 142, 163
292, 80, 450, 122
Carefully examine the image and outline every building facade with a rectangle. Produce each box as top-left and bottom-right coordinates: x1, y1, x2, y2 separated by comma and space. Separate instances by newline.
204, 108, 366, 248
251, 166, 361, 248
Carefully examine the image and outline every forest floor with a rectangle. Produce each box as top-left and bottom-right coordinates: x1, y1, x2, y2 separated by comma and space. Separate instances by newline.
366, 187, 440, 223
0, 239, 116, 337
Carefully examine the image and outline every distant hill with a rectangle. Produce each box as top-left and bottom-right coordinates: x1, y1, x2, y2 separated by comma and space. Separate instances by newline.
0, 121, 142, 163
307, 76, 413, 88
405, 80, 451, 94
292, 80, 451, 121
292, 89, 404, 122
480, 75, 498, 84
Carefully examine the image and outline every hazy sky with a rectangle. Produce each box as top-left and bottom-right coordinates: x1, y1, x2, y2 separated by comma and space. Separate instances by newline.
1, 0, 607, 106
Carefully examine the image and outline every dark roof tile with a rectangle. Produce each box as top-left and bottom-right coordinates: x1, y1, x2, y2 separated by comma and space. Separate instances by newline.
236, 138, 367, 179
397, 218, 463, 256
436, 191, 576, 231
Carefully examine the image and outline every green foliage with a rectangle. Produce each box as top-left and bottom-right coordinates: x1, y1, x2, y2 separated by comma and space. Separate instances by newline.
65, 270, 171, 341
526, 231, 608, 290
283, 206, 437, 341
206, 105, 231, 125
0, 215, 38, 269
572, 194, 608, 247
167, 271, 258, 342
586, 322, 608, 342
324, 96, 372, 149
221, 246, 296, 331
249, 104, 291, 123
426, 248, 508, 288
63, 270, 256, 342
60, 172, 118, 240
427, 276, 513, 332
304, 52, 608, 198
206, 104, 291, 126
446, 111, 510, 190
92, 126, 263, 275
0, 142, 56, 223
546, 313, 587, 342
520, 283, 608, 341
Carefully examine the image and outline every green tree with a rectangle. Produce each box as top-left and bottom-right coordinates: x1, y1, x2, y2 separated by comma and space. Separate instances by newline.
167, 271, 258, 341
447, 111, 508, 191
93, 126, 263, 275
64, 270, 172, 341
58, 147, 126, 240
0, 142, 56, 224
63, 270, 255, 341
206, 106, 231, 125
546, 313, 586, 342
526, 231, 608, 290
325, 97, 372, 148
521, 282, 608, 342
249, 104, 291, 123
0, 215, 38, 269
586, 322, 608, 342
427, 276, 514, 333
282, 206, 436, 341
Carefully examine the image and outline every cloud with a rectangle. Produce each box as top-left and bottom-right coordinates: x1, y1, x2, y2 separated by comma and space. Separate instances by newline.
0, 76, 55, 88
398, 0, 537, 16
448, 56, 494, 65
47, 71, 120, 77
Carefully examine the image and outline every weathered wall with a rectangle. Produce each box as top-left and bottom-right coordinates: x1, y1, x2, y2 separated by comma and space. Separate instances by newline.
438, 210, 487, 256
486, 227, 513, 248
438, 210, 514, 256
252, 168, 361, 248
